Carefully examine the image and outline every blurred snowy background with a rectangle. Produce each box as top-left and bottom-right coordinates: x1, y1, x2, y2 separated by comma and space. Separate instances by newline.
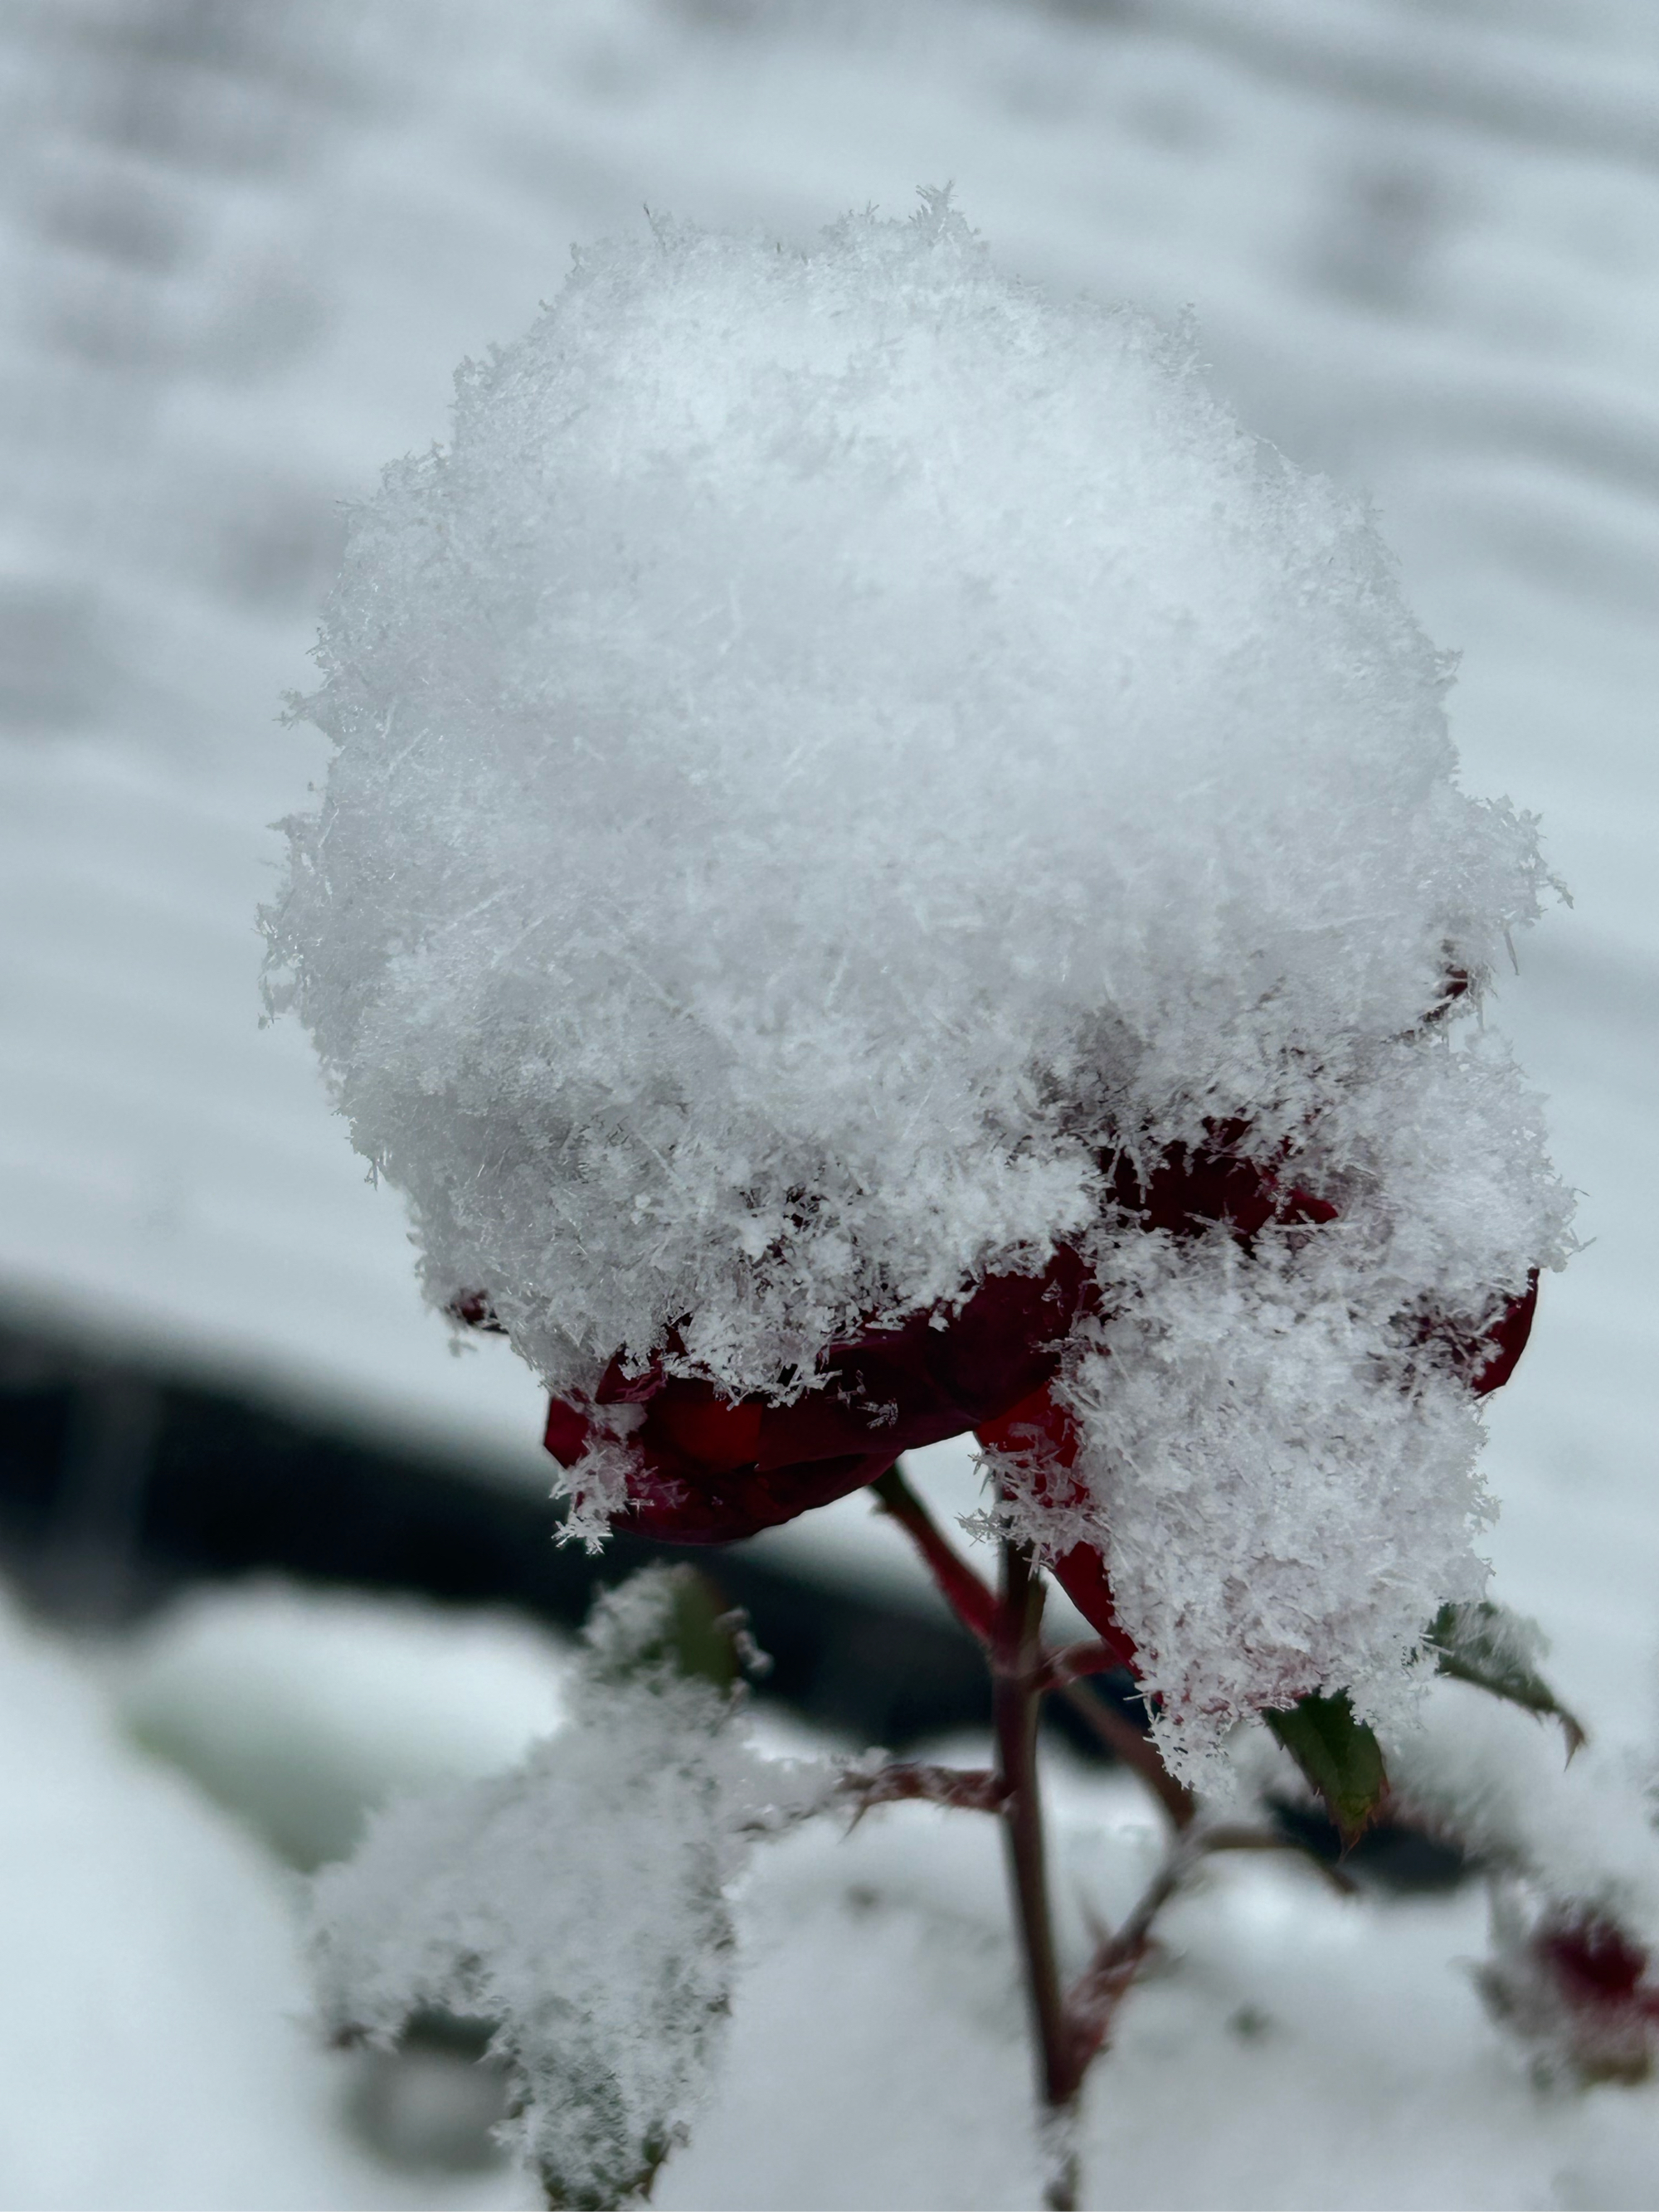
2, 2, 1658, 2205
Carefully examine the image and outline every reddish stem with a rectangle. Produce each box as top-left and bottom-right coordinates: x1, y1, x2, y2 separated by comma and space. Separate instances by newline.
869, 1459, 1207, 2208
871, 1462, 999, 1642
872, 1462, 1193, 1832
994, 1536, 1082, 2210
1055, 1680, 1197, 1831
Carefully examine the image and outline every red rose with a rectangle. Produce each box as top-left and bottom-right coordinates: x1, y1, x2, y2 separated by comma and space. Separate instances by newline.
526, 1120, 1535, 1657
540, 1242, 1093, 1544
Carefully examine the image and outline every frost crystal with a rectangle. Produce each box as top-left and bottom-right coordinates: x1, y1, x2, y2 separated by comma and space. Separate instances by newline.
309, 1572, 816, 2206
267, 197, 1569, 1770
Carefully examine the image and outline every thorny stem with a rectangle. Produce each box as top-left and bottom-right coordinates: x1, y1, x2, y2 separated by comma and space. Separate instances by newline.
873, 1461, 1193, 1834
864, 1458, 1378, 2210
841, 1761, 1011, 1819
1068, 1823, 1358, 2062
866, 1460, 1194, 2207
871, 1463, 1351, 2205
994, 1535, 1082, 2210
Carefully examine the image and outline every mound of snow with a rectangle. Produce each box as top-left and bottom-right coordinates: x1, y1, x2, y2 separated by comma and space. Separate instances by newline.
0, 1589, 508, 2211
112, 1579, 571, 1869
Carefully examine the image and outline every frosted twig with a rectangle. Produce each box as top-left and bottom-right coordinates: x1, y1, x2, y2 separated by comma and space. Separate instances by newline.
1068, 1821, 1357, 2060
840, 1761, 1010, 1821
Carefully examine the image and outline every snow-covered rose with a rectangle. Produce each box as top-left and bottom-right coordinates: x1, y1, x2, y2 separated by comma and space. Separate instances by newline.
265, 196, 1570, 1775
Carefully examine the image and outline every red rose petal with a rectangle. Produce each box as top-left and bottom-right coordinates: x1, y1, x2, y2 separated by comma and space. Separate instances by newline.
543, 1130, 1535, 1553
615, 1448, 893, 1544
1471, 1270, 1539, 1397
646, 1383, 765, 1472
975, 1384, 1138, 1667
1050, 1544, 1138, 1668
542, 1396, 593, 1468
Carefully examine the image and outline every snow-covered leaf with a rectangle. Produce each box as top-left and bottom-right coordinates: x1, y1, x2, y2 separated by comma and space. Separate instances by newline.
308, 1568, 815, 2208
583, 1563, 742, 1696
1425, 1600, 1586, 1760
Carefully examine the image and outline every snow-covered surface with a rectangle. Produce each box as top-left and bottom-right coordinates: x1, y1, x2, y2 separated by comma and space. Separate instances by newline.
665, 1751, 1659, 2212
110, 1579, 571, 1867
0, 1584, 525, 2212
7, 1574, 1659, 2210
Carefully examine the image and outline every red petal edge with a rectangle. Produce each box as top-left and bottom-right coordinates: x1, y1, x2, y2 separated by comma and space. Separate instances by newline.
539, 1140, 1538, 1561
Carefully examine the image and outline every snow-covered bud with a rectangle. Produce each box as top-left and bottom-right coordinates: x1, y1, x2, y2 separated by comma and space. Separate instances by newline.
1480, 1890, 1659, 2083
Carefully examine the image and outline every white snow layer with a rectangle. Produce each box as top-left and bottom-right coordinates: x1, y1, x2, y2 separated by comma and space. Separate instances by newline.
111, 1579, 572, 1869
0, 1587, 514, 2212
1060, 1041, 1563, 1759
309, 1570, 824, 2206
12, 1563, 1659, 2212
269, 202, 1570, 1769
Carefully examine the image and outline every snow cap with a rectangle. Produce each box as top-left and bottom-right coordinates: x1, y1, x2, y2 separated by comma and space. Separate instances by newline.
266, 197, 1569, 1771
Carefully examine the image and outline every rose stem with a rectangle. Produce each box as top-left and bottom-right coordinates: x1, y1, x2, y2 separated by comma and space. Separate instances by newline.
995, 1532, 1082, 2211
872, 1461, 1192, 1833
870, 1462, 999, 1642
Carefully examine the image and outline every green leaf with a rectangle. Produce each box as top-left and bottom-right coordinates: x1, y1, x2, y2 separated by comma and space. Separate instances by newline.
1265, 1691, 1388, 1845
1425, 1600, 1586, 1758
